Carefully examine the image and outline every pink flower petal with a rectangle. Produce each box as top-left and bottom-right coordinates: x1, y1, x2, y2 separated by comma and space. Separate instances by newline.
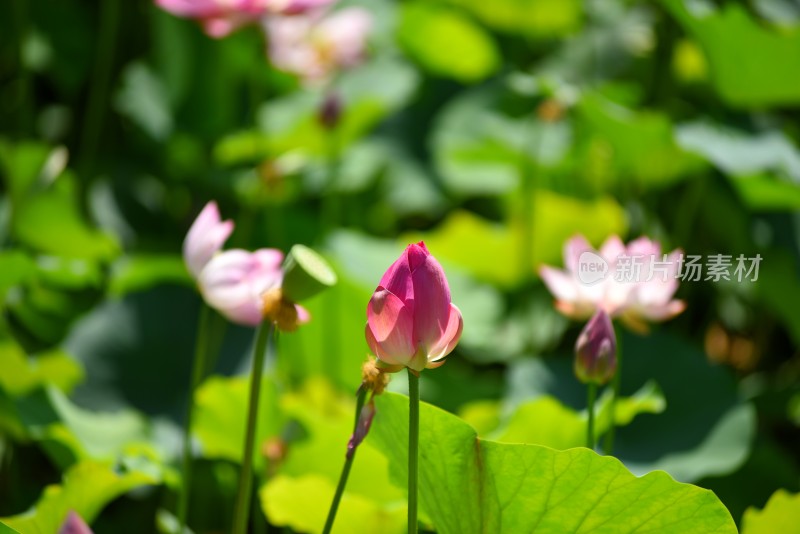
183, 201, 234, 278
366, 288, 415, 365
564, 235, 593, 273
539, 266, 580, 304
428, 303, 463, 362
410, 253, 452, 353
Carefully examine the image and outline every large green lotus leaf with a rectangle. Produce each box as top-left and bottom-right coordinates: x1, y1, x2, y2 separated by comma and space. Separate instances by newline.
398, 2, 499, 82
0, 141, 52, 205
10, 172, 119, 262
0, 522, 19, 533
460, 381, 665, 450
192, 374, 283, 468
675, 122, 800, 210
0, 339, 83, 396
261, 378, 405, 533
4, 385, 169, 475
506, 331, 755, 482
403, 192, 626, 287
0, 250, 35, 300
0, 460, 156, 534
741, 489, 800, 533
664, 0, 800, 107
577, 93, 705, 190
369, 392, 737, 533
432, 84, 572, 196
447, 0, 581, 37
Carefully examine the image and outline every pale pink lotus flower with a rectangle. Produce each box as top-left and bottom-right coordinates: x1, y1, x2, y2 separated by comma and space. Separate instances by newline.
366, 242, 463, 373
199, 248, 309, 326
154, 0, 334, 38
183, 201, 234, 278
266, 7, 372, 83
539, 235, 685, 330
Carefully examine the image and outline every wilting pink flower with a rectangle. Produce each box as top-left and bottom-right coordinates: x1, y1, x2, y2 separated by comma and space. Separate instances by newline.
266, 7, 372, 83
155, 0, 270, 38
575, 310, 617, 385
539, 235, 685, 330
183, 201, 234, 278
365, 242, 463, 373
59, 511, 93, 534
199, 248, 309, 326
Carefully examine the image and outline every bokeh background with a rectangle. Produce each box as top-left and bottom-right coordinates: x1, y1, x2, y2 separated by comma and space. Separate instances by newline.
1, 0, 799, 532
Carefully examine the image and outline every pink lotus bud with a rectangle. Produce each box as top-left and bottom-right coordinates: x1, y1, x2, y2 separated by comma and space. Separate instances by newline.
574, 310, 617, 385
318, 91, 342, 130
183, 201, 234, 279
59, 511, 94, 534
365, 242, 463, 372
346, 399, 375, 459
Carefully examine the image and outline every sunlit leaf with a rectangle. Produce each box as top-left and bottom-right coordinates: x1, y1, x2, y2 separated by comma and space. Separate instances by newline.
0, 460, 156, 534
460, 381, 665, 450
192, 374, 283, 467
449, 0, 582, 37
369, 392, 737, 533
398, 3, 499, 82
0, 339, 83, 396
665, 0, 800, 107
741, 489, 800, 533
261, 379, 405, 533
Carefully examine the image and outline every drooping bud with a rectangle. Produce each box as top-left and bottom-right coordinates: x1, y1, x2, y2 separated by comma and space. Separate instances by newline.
59, 511, 94, 534
346, 399, 376, 459
574, 309, 617, 385
318, 91, 342, 130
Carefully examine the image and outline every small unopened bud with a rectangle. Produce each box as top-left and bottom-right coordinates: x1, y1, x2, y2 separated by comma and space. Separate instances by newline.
59, 511, 94, 534
574, 310, 617, 385
346, 400, 375, 459
318, 92, 342, 130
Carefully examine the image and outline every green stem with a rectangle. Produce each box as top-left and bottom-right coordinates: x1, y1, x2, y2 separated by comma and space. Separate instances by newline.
178, 304, 212, 533
322, 387, 368, 534
586, 382, 597, 449
232, 322, 276, 534
407, 370, 420, 534
603, 325, 623, 455
78, 0, 120, 182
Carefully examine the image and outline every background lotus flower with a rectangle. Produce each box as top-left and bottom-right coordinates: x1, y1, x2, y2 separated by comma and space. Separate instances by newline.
539, 234, 685, 330
365, 242, 463, 372
198, 248, 309, 327
155, 0, 271, 38
183, 201, 234, 278
266, 7, 372, 83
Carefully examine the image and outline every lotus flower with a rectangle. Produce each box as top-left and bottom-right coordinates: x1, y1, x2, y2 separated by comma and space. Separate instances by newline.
266, 7, 372, 83
183, 201, 308, 328
574, 310, 617, 385
199, 248, 309, 327
183, 201, 234, 278
155, 0, 269, 37
365, 242, 463, 373
539, 235, 685, 330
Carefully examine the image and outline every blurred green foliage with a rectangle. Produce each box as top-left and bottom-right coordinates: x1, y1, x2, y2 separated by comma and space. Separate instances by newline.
1, 0, 799, 532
